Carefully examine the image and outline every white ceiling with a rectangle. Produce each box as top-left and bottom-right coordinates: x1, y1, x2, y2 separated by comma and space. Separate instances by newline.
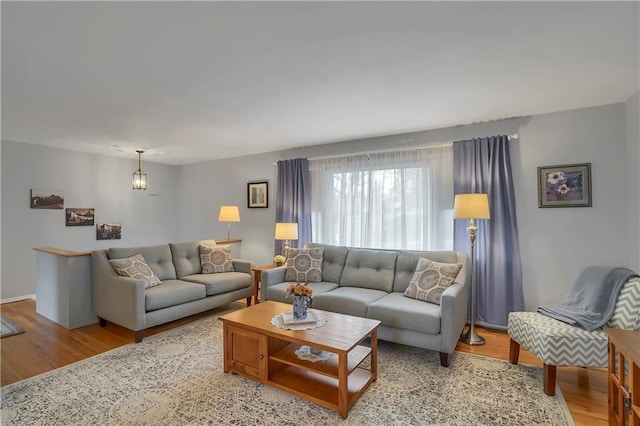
2, 1, 639, 165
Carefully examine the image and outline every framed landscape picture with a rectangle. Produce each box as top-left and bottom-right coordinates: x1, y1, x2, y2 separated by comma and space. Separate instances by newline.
96, 223, 122, 240
65, 208, 95, 226
247, 181, 268, 208
538, 163, 592, 208
30, 189, 64, 209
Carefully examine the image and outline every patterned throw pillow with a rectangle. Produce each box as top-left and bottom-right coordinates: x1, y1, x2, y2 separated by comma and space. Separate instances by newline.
403, 258, 463, 305
108, 253, 161, 289
199, 245, 234, 274
284, 248, 323, 282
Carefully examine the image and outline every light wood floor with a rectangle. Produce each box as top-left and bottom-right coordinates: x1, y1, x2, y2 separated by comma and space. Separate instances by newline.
1, 299, 608, 425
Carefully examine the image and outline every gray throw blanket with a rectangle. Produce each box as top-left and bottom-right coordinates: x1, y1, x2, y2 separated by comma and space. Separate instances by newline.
537, 265, 638, 331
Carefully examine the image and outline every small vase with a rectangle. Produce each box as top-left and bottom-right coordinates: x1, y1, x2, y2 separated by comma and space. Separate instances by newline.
292, 295, 309, 320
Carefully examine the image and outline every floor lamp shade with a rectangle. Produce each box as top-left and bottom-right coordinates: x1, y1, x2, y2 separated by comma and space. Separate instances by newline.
218, 206, 240, 242
275, 222, 298, 258
453, 194, 490, 220
453, 193, 490, 346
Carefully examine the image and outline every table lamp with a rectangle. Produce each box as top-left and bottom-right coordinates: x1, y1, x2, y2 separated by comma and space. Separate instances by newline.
275, 222, 298, 259
218, 205, 240, 242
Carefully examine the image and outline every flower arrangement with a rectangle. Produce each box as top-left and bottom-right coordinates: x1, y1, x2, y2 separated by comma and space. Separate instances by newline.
286, 282, 313, 298
273, 255, 286, 266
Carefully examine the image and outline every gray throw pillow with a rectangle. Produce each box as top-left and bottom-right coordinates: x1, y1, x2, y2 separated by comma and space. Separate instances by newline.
199, 244, 234, 274
284, 248, 323, 282
403, 257, 462, 305
108, 253, 161, 288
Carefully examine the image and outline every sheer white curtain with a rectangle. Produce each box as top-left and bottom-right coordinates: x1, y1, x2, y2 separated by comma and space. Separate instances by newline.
309, 146, 454, 250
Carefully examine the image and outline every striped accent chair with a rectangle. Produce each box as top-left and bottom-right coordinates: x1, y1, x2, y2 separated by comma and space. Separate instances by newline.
508, 276, 640, 396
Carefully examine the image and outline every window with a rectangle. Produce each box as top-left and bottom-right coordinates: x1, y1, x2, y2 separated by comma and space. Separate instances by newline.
309, 146, 454, 250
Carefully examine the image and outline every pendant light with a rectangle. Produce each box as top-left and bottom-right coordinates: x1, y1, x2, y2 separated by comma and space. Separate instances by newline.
132, 150, 147, 190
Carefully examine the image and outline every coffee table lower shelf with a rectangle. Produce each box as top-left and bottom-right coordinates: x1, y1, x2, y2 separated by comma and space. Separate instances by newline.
268, 366, 374, 413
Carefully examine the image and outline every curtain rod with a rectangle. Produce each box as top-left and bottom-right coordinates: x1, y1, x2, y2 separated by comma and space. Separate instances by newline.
295, 133, 519, 163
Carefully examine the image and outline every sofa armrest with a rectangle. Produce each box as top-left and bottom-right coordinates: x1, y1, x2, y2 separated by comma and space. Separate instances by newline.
261, 266, 287, 287
91, 250, 147, 332
439, 280, 468, 354
232, 259, 254, 275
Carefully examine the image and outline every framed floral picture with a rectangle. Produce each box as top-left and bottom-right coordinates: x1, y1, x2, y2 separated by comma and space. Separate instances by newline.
537, 163, 592, 208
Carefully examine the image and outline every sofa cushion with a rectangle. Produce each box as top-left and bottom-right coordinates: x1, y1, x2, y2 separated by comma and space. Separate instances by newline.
170, 240, 218, 278
200, 244, 234, 273
403, 258, 463, 305
368, 292, 442, 334
284, 248, 323, 282
264, 281, 339, 304
108, 253, 161, 288
181, 272, 251, 296
109, 244, 177, 281
394, 251, 462, 293
144, 280, 206, 311
305, 243, 349, 283
311, 287, 388, 318
339, 248, 397, 292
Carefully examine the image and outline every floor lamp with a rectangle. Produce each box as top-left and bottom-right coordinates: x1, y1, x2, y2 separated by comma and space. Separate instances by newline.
454, 193, 490, 346
275, 222, 298, 260
218, 206, 240, 242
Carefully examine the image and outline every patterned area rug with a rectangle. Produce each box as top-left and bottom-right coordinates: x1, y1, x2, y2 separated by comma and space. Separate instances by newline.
1, 308, 573, 425
0, 316, 25, 338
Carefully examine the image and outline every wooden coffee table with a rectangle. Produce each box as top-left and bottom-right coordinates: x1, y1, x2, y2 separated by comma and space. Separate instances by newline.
219, 301, 380, 419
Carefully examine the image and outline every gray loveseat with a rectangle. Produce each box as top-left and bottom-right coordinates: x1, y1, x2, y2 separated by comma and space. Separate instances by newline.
91, 240, 254, 342
261, 242, 467, 366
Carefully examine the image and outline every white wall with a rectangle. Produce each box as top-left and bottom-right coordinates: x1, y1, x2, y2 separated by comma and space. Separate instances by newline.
2, 100, 638, 311
514, 103, 634, 309
625, 91, 640, 269
0, 141, 180, 300
174, 152, 280, 266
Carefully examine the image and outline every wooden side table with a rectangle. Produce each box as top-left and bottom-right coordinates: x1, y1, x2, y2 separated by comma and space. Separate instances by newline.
605, 327, 640, 426
251, 264, 278, 304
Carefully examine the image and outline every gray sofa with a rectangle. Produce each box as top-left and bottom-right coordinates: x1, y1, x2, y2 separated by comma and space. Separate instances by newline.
261, 242, 467, 366
91, 240, 254, 342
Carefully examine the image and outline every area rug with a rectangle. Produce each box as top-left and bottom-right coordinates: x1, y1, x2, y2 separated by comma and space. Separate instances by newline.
0, 315, 25, 338
0, 309, 573, 426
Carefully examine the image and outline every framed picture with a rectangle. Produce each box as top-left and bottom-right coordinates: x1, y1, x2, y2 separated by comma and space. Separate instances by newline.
247, 181, 268, 208
30, 189, 64, 209
96, 223, 122, 240
538, 163, 592, 208
65, 208, 95, 226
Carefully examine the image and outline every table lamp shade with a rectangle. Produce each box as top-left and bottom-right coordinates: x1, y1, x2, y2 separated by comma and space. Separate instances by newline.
275, 223, 298, 241
218, 206, 240, 222
453, 194, 490, 220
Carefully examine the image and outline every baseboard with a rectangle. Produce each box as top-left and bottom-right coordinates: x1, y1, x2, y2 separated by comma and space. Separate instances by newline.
1, 294, 36, 304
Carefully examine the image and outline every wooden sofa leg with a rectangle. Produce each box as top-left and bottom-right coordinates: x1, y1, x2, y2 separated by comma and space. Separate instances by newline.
98, 317, 107, 327
439, 352, 450, 367
509, 338, 520, 364
134, 330, 144, 343
246, 297, 252, 307
543, 364, 556, 396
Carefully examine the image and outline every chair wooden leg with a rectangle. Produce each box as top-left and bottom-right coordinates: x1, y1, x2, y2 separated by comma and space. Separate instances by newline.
98, 317, 107, 327
509, 338, 520, 364
246, 297, 252, 307
543, 364, 556, 396
134, 330, 143, 343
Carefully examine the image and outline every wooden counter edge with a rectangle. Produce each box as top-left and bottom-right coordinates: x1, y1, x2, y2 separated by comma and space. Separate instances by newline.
33, 247, 91, 257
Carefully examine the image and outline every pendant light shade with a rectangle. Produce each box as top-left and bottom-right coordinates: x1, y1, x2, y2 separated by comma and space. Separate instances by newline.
132, 150, 147, 190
